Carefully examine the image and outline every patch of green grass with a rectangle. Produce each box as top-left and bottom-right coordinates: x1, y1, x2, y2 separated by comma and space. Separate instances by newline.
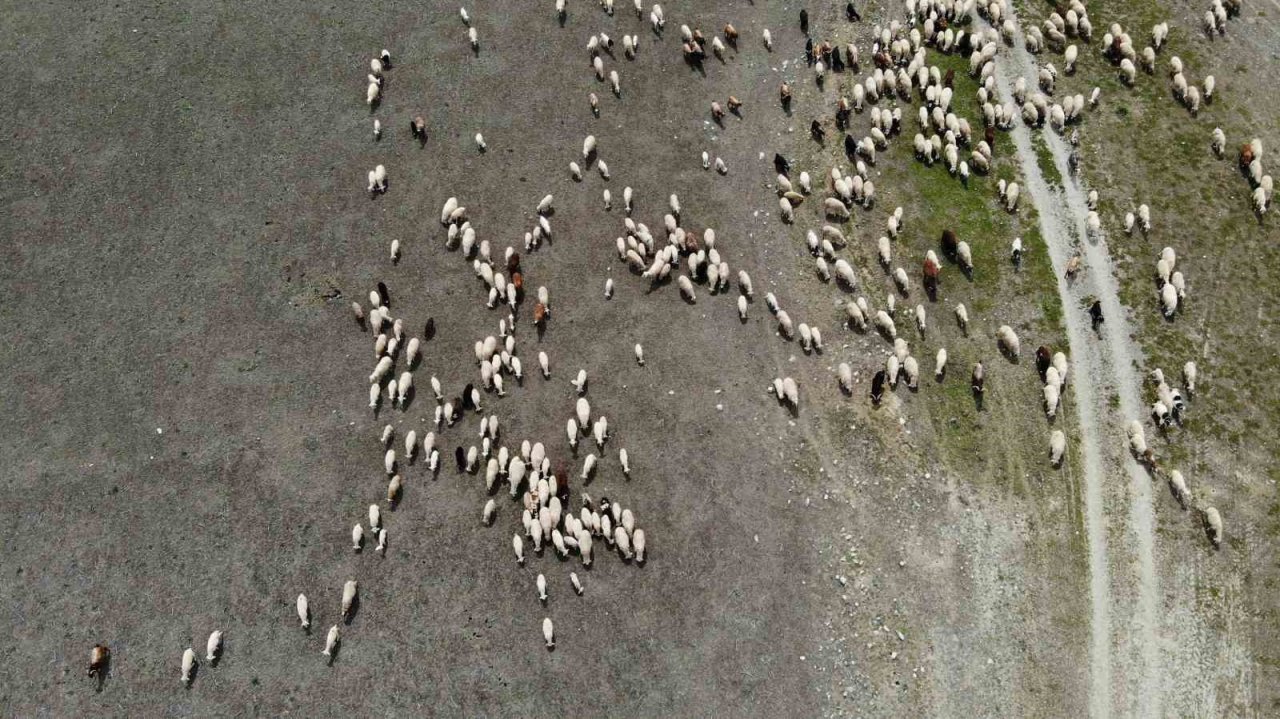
1031, 133, 1062, 187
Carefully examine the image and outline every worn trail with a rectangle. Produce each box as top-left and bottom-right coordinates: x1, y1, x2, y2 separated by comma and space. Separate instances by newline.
989, 7, 1162, 719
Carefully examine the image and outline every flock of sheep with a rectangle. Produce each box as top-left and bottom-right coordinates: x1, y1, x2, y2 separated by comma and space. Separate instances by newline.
92, 0, 1260, 688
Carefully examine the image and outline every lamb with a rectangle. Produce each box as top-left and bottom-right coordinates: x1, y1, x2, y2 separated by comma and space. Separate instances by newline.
322, 625, 340, 660
1050, 430, 1066, 465
997, 325, 1020, 357
341, 579, 358, 620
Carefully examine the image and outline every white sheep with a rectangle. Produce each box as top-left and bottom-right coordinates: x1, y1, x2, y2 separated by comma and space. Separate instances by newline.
1050, 430, 1066, 465
678, 275, 696, 302
635, 343, 645, 366
837, 363, 853, 393
997, 325, 1020, 357
955, 304, 969, 333
874, 310, 897, 339
322, 625, 340, 659
576, 397, 591, 430
542, 617, 555, 648
341, 579, 358, 620
1204, 507, 1222, 548
1160, 283, 1178, 317
782, 377, 799, 408
1168, 470, 1189, 508
777, 310, 794, 338
539, 351, 550, 378
1044, 382, 1060, 417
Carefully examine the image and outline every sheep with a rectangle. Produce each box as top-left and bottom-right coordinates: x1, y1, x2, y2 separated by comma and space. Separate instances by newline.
971, 362, 985, 396
1050, 430, 1066, 465
322, 625, 340, 660
1183, 361, 1197, 395
874, 310, 897, 339
341, 579, 358, 620
955, 304, 969, 333
571, 369, 588, 395
903, 356, 920, 389
1168, 470, 1189, 508
678, 275, 696, 302
1203, 507, 1223, 548
468, 26, 479, 49
575, 396, 592, 430
933, 348, 948, 380
593, 416, 609, 447
204, 630, 224, 664
1127, 420, 1148, 456
633, 528, 646, 563
598, 160, 610, 179
915, 304, 927, 334
512, 534, 525, 565
1124, 212, 1136, 234
1160, 283, 1179, 317
635, 343, 645, 366
893, 267, 910, 295
539, 351, 550, 379
542, 617, 556, 648
581, 453, 598, 480
957, 241, 973, 274
997, 325, 1020, 357
782, 377, 800, 408
1203, 75, 1215, 102
1138, 204, 1151, 231
1044, 382, 1060, 417
825, 197, 851, 220
1005, 182, 1020, 212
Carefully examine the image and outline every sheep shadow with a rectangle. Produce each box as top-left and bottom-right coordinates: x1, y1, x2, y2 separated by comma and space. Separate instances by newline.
326, 640, 341, 665
184, 662, 199, 689
343, 596, 360, 626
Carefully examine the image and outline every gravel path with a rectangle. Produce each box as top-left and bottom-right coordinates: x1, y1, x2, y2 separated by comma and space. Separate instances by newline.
989, 7, 1162, 718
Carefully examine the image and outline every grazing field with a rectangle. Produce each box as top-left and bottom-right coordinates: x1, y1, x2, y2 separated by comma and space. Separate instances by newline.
0, 0, 1274, 716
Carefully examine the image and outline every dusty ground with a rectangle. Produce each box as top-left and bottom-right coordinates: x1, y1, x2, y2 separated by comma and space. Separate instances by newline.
0, 0, 1273, 716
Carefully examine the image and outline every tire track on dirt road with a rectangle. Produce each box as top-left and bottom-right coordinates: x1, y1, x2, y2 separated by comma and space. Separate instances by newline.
987, 7, 1162, 718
